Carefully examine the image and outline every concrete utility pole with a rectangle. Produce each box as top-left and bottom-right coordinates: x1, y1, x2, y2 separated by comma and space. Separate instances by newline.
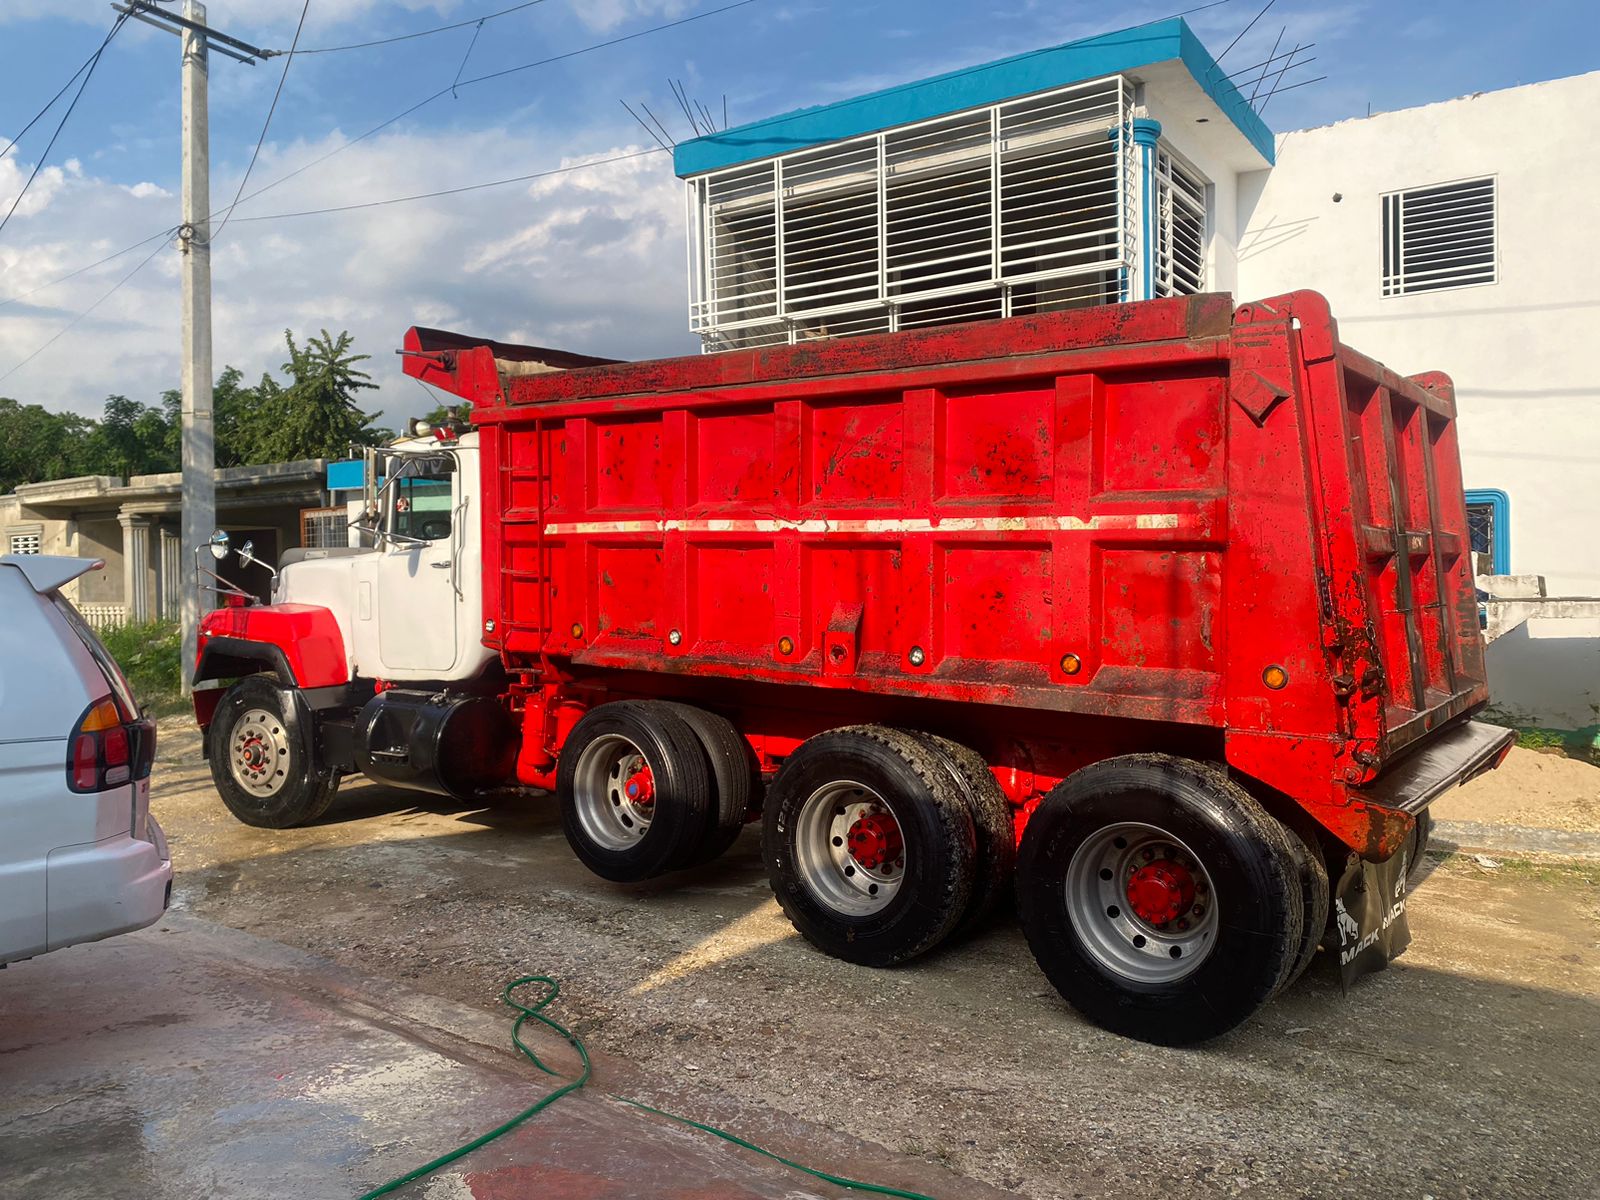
178, 0, 214, 692
116, 1, 271, 689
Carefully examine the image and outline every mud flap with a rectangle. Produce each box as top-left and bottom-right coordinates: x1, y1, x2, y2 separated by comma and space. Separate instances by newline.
1331, 849, 1412, 991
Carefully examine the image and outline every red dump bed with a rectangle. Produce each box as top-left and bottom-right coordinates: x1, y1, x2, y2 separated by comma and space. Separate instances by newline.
405, 291, 1498, 856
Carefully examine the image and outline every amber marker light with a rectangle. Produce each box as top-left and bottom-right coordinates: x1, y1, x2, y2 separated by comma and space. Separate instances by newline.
1262, 664, 1289, 690
1060, 653, 1082, 675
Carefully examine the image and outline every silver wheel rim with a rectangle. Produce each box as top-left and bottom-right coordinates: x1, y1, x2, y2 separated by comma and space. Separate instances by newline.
572, 733, 656, 851
794, 781, 905, 916
1064, 821, 1218, 984
230, 708, 291, 798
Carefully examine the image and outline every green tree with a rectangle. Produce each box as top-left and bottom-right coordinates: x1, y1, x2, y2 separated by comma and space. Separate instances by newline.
0, 398, 96, 492
252, 329, 384, 462
87, 394, 176, 478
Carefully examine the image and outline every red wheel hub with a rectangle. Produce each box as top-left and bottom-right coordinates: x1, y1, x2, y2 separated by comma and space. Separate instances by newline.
622, 765, 655, 807
1125, 860, 1196, 926
240, 735, 268, 774
846, 811, 902, 871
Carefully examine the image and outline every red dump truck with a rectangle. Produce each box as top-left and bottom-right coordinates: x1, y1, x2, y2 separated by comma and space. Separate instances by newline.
191, 291, 1512, 1043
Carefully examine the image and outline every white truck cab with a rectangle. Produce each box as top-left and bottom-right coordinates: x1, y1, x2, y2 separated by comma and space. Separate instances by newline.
0, 555, 171, 966
271, 432, 496, 684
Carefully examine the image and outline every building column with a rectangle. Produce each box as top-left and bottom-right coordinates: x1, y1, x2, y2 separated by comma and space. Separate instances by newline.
158, 526, 182, 621
118, 512, 152, 624
1131, 117, 1162, 302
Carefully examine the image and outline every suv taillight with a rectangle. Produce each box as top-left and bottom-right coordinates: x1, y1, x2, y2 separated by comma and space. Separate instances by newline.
67, 697, 155, 793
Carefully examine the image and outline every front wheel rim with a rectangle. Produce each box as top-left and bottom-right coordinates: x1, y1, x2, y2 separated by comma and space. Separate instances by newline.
229, 708, 291, 798
793, 781, 905, 916
572, 733, 657, 851
1064, 821, 1219, 984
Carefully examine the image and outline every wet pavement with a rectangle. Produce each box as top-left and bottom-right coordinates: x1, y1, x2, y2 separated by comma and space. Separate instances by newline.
0, 915, 1007, 1200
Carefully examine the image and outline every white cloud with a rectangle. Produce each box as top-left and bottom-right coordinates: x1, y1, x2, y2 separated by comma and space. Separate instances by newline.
123, 181, 171, 199
570, 0, 691, 34
0, 121, 696, 424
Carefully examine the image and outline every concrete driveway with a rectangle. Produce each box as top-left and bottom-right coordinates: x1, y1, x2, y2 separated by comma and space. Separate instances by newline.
5, 719, 1598, 1199
0, 916, 1003, 1200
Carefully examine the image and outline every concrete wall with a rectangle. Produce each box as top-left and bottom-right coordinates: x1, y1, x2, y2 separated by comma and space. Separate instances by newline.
1235, 71, 1600, 596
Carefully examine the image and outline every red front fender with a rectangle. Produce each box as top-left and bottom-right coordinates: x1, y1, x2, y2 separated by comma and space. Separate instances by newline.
194, 603, 350, 726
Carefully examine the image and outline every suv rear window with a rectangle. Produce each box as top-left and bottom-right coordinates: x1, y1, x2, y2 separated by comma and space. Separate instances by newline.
52, 596, 142, 718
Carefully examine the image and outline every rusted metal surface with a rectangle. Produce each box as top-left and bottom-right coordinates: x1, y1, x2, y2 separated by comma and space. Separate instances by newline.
406, 290, 1494, 860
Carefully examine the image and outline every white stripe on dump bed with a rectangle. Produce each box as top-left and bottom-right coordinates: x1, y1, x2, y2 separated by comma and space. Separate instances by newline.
541, 514, 1183, 536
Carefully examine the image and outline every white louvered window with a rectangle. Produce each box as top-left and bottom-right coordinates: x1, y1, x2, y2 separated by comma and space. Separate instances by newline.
688, 76, 1134, 350
8, 531, 42, 555
1382, 177, 1497, 297
1154, 148, 1206, 297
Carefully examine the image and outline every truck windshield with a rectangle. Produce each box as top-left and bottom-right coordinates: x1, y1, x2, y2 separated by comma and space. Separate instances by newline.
390, 455, 455, 542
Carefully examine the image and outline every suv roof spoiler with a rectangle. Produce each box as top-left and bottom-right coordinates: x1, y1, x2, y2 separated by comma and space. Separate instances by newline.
0, 554, 105, 593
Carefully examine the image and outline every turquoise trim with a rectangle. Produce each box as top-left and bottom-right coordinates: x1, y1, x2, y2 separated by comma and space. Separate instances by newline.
674, 18, 1275, 177
1133, 119, 1161, 301
1464, 488, 1511, 573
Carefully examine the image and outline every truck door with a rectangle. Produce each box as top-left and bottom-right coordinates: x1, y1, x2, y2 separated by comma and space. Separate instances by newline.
376, 454, 461, 674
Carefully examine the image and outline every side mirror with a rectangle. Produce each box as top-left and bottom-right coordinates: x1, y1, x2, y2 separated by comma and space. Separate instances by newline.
208, 529, 230, 560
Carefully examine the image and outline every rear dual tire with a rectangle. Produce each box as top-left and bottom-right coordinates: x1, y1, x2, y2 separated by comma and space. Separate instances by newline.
557, 700, 756, 883
1015, 755, 1304, 1045
763, 726, 977, 967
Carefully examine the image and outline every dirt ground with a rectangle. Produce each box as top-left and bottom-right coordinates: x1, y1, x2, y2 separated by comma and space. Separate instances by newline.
151, 718, 1600, 1200
1433, 745, 1600, 832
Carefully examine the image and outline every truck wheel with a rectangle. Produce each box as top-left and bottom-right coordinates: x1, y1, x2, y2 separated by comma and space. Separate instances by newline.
1406, 809, 1433, 882
763, 726, 975, 967
1276, 816, 1331, 993
1015, 754, 1303, 1045
662, 703, 758, 867
558, 701, 712, 882
903, 731, 1015, 935
208, 675, 340, 829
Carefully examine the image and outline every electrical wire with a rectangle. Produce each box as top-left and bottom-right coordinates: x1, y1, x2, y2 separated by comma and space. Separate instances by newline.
2, 0, 761, 308
227, 146, 665, 221
293, 0, 549, 55
0, 11, 129, 243
211, 0, 311, 244
355, 973, 938, 1200
202, 0, 761, 220
0, 226, 176, 310
1, 29, 109, 163
0, 230, 172, 384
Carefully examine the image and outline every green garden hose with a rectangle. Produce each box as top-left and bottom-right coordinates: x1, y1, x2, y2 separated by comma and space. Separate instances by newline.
357, 974, 938, 1200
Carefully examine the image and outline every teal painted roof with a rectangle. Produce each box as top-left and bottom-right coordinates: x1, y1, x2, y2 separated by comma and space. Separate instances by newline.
674, 17, 1274, 177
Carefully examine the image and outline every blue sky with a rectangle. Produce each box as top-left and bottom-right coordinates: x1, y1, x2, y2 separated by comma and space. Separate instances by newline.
1, 0, 1595, 420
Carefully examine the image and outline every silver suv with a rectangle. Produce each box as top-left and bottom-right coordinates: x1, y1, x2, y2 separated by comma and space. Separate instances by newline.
0, 555, 172, 966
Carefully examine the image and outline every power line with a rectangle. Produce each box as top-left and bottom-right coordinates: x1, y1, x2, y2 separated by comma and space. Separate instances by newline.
0, 12, 129, 243
228, 146, 665, 221
292, 0, 550, 55
0, 232, 173, 384
2, 0, 761, 310
216, 0, 762, 220
0, 226, 177, 310
211, 0, 311, 243
1, 27, 110, 163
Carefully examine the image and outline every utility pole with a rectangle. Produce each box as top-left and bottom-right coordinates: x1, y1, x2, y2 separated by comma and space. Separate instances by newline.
179, 0, 214, 693
114, 1, 271, 689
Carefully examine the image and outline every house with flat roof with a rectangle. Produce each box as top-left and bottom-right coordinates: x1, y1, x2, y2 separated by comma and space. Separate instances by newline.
671, 17, 1600, 745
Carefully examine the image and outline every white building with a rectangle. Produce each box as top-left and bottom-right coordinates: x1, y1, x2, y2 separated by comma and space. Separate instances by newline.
672, 22, 1598, 741
1235, 71, 1600, 598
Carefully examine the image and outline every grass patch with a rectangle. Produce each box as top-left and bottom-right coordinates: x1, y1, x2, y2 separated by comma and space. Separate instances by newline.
100, 620, 186, 716
1428, 849, 1600, 888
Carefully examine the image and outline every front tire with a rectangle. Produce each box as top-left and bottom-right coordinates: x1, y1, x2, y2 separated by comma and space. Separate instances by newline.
1016, 754, 1303, 1045
208, 676, 339, 829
